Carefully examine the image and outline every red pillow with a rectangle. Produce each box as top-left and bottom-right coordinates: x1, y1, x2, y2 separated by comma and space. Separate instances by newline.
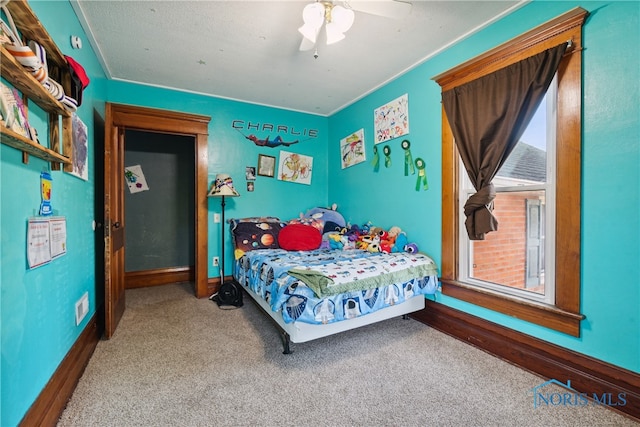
278, 224, 322, 251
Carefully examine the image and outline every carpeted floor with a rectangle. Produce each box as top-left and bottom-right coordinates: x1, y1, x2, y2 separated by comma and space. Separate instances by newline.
58, 283, 637, 426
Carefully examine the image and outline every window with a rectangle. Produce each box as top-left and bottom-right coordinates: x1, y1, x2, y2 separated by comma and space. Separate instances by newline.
434, 8, 588, 336
459, 88, 555, 304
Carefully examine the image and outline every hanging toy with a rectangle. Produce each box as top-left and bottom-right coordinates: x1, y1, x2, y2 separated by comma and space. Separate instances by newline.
371, 145, 380, 172
383, 145, 391, 168
401, 139, 415, 176
415, 157, 428, 191
40, 171, 53, 216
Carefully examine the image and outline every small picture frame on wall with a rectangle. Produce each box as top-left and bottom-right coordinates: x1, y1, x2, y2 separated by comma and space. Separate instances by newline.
257, 154, 276, 178
246, 166, 256, 181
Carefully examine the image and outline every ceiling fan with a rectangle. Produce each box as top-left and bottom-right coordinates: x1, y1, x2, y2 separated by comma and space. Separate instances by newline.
298, 0, 412, 51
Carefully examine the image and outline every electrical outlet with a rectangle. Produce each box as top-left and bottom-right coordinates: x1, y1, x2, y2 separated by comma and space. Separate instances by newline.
214, 213, 221, 223
75, 292, 89, 326
213, 256, 219, 267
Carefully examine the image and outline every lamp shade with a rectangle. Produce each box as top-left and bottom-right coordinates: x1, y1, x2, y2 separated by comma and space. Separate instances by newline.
208, 173, 240, 197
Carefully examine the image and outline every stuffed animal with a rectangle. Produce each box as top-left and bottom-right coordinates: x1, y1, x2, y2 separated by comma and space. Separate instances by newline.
366, 235, 381, 252
305, 205, 346, 234
388, 226, 402, 240
392, 232, 408, 253
360, 221, 372, 235
356, 233, 380, 252
404, 243, 419, 253
327, 232, 344, 250
370, 226, 385, 238
345, 223, 361, 241
380, 242, 392, 253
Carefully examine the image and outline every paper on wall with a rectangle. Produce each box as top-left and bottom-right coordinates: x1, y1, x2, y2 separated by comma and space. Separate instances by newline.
124, 165, 149, 193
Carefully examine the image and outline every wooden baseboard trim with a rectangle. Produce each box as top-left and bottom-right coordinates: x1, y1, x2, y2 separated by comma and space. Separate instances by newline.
411, 300, 640, 421
20, 313, 102, 427
125, 266, 194, 289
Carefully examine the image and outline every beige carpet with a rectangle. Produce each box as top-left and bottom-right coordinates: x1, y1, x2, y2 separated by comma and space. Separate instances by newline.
58, 283, 637, 426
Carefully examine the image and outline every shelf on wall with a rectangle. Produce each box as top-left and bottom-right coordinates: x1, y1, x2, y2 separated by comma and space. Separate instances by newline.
0, 123, 70, 164
0, 0, 74, 168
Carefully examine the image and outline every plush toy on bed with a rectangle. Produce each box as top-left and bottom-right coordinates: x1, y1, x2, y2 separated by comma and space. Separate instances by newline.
326, 230, 354, 250
304, 204, 346, 234
389, 231, 419, 253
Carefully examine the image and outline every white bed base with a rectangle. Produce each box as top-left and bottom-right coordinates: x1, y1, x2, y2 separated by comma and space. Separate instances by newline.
242, 283, 425, 353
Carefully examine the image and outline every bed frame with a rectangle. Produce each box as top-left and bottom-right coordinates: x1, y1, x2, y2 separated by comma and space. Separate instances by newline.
240, 280, 426, 354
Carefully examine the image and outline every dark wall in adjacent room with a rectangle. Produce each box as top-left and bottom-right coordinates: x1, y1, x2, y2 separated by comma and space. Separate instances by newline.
124, 130, 195, 272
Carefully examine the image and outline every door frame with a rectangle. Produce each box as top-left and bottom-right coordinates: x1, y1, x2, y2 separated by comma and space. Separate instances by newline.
104, 103, 211, 334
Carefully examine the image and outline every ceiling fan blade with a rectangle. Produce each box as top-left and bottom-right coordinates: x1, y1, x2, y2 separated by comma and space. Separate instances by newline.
347, 0, 412, 19
299, 37, 316, 51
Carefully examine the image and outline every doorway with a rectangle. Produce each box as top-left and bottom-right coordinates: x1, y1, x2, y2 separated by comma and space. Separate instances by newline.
103, 103, 210, 337
124, 130, 195, 288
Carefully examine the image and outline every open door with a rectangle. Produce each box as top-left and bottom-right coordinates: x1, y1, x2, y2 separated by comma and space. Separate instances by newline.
103, 103, 211, 338
104, 104, 126, 338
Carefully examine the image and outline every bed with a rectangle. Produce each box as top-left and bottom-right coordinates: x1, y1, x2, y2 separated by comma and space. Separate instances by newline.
229, 211, 439, 353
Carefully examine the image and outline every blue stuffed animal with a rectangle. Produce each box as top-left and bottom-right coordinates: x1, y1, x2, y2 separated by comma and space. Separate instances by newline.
392, 232, 408, 253
305, 204, 346, 234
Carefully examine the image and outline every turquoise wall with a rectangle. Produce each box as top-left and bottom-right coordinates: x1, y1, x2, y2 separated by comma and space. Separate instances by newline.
1, 1, 106, 426
2, 0, 638, 425
105, 80, 329, 278
329, 0, 639, 373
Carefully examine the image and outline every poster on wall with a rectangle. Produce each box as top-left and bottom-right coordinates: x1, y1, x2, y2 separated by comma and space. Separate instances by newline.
277, 151, 313, 185
124, 165, 149, 193
27, 218, 51, 269
49, 217, 67, 259
374, 93, 409, 144
69, 114, 89, 181
340, 128, 366, 169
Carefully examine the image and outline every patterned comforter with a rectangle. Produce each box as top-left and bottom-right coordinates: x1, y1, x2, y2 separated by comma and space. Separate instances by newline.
233, 248, 439, 325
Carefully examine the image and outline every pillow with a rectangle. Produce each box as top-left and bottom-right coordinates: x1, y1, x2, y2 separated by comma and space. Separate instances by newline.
278, 224, 322, 251
231, 220, 284, 253
288, 216, 324, 233
229, 216, 281, 226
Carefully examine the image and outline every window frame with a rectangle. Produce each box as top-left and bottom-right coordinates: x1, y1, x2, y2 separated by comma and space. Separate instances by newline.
434, 8, 588, 336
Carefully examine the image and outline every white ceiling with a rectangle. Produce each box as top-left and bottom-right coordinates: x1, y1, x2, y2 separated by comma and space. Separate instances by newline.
71, 0, 524, 116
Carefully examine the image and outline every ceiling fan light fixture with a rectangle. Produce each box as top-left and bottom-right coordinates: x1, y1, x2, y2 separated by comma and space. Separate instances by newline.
330, 5, 355, 33
298, 23, 321, 44
301, 2, 325, 29
299, 1, 355, 50
325, 23, 345, 45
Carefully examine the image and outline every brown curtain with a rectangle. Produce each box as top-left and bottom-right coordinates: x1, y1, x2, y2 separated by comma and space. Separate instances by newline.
442, 43, 568, 240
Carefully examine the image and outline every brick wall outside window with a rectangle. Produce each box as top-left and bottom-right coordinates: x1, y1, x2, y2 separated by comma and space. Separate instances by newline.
471, 191, 542, 289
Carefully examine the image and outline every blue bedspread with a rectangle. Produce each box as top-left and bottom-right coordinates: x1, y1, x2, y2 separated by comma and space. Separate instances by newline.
233, 249, 439, 325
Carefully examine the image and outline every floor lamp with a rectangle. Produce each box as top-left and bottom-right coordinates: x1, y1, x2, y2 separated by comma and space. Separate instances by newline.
207, 173, 240, 291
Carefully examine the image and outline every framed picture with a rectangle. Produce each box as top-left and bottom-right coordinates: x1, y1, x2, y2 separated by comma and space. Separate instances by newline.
245, 166, 256, 181
257, 154, 276, 177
